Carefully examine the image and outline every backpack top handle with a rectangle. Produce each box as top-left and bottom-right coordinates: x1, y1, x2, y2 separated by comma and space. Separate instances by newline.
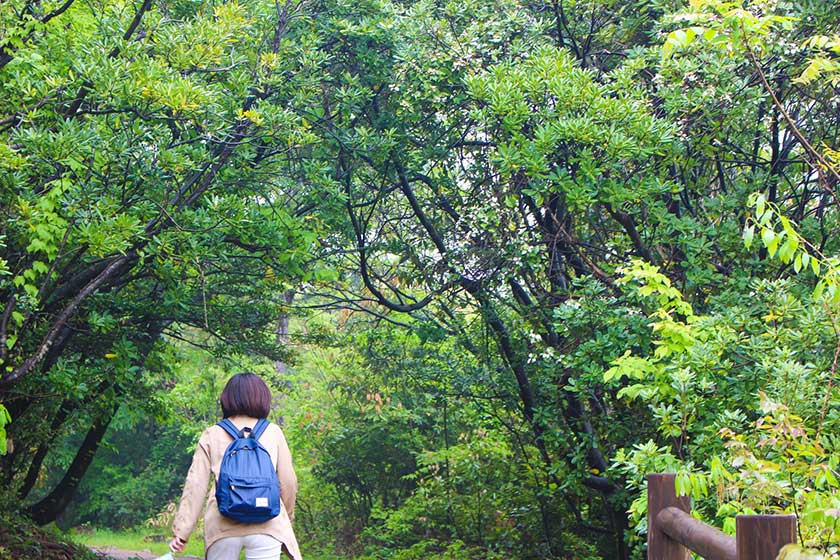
217, 418, 269, 440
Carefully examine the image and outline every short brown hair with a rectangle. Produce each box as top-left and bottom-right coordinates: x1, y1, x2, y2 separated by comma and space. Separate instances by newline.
220, 372, 271, 418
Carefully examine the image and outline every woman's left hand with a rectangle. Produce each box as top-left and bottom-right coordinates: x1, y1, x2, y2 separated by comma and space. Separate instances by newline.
169, 535, 186, 553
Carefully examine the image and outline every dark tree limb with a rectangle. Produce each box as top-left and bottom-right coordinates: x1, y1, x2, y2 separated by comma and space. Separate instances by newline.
605, 203, 654, 263
19, 400, 76, 500
27, 404, 118, 525
1, 255, 132, 387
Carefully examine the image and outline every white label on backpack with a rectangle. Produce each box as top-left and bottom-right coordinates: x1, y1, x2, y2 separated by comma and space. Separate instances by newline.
256, 497, 268, 507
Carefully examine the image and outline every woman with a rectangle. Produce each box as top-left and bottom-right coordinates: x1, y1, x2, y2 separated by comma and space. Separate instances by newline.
169, 372, 302, 560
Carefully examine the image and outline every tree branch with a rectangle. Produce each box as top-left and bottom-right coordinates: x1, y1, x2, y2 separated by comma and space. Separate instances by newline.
1, 255, 132, 387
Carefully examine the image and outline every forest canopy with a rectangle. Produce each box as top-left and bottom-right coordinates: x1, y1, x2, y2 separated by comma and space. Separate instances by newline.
1, 0, 839, 558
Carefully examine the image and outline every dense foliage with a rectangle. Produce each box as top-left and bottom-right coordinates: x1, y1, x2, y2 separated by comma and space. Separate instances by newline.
1, 0, 839, 558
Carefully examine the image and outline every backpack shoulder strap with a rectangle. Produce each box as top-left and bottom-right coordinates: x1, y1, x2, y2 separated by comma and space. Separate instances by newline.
251, 418, 270, 441
217, 418, 241, 440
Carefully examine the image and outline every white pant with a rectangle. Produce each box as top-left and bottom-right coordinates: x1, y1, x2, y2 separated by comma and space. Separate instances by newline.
206, 534, 284, 560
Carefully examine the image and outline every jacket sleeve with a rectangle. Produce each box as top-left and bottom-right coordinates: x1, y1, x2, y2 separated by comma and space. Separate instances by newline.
172, 429, 212, 541
275, 426, 298, 522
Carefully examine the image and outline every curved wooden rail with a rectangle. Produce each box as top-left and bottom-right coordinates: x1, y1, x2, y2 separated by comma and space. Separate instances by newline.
658, 506, 736, 560
647, 473, 797, 560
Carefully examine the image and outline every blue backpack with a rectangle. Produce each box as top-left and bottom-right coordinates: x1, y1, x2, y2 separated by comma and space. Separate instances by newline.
215, 418, 281, 523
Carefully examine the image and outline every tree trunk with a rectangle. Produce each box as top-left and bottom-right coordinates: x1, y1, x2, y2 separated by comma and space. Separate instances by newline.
25, 321, 165, 523
274, 291, 295, 376
27, 403, 117, 525
272, 291, 294, 425
465, 282, 629, 559
18, 399, 77, 500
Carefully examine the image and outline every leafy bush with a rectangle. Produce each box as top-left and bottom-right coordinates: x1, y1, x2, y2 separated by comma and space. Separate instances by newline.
609, 263, 840, 557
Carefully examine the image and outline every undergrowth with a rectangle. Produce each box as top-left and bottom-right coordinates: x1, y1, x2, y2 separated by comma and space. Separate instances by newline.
0, 506, 99, 560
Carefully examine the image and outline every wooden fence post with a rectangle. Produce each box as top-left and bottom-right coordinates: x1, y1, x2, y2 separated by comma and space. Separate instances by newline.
648, 473, 691, 560
736, 515, 797, 560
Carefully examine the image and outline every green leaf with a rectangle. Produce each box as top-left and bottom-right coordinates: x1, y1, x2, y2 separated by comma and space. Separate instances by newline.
755, 193, 766, 218
779, 238, 798, 263
761, 227, 775, 248
743, 224, 755, 249
604, 352, 659, 382
0, 404, 10, 455
779, 215, 792, 234
32, 260, 49, 274
795, 57, 831, 84
814, 280, 826, 300
675, 472, 690, 497
616, 384, 649, 401
313, 268, 339, 282
766, 237, 779, 258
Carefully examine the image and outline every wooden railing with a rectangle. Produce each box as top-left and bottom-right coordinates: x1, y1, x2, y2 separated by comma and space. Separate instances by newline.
648, 473, 797, 559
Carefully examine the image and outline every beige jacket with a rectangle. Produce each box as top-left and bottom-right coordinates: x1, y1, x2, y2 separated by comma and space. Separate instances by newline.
172, 416, 302, 559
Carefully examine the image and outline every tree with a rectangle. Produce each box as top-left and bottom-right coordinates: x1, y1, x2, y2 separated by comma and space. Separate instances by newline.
290, 0, 840, 555
0, 0, 324, 521
1, 0, 838, 557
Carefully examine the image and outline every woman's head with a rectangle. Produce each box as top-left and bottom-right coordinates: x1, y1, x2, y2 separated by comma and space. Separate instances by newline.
220, 372, 271, 418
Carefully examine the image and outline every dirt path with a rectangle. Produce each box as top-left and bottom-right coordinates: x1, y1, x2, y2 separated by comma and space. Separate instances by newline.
88, 545, 202, 560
